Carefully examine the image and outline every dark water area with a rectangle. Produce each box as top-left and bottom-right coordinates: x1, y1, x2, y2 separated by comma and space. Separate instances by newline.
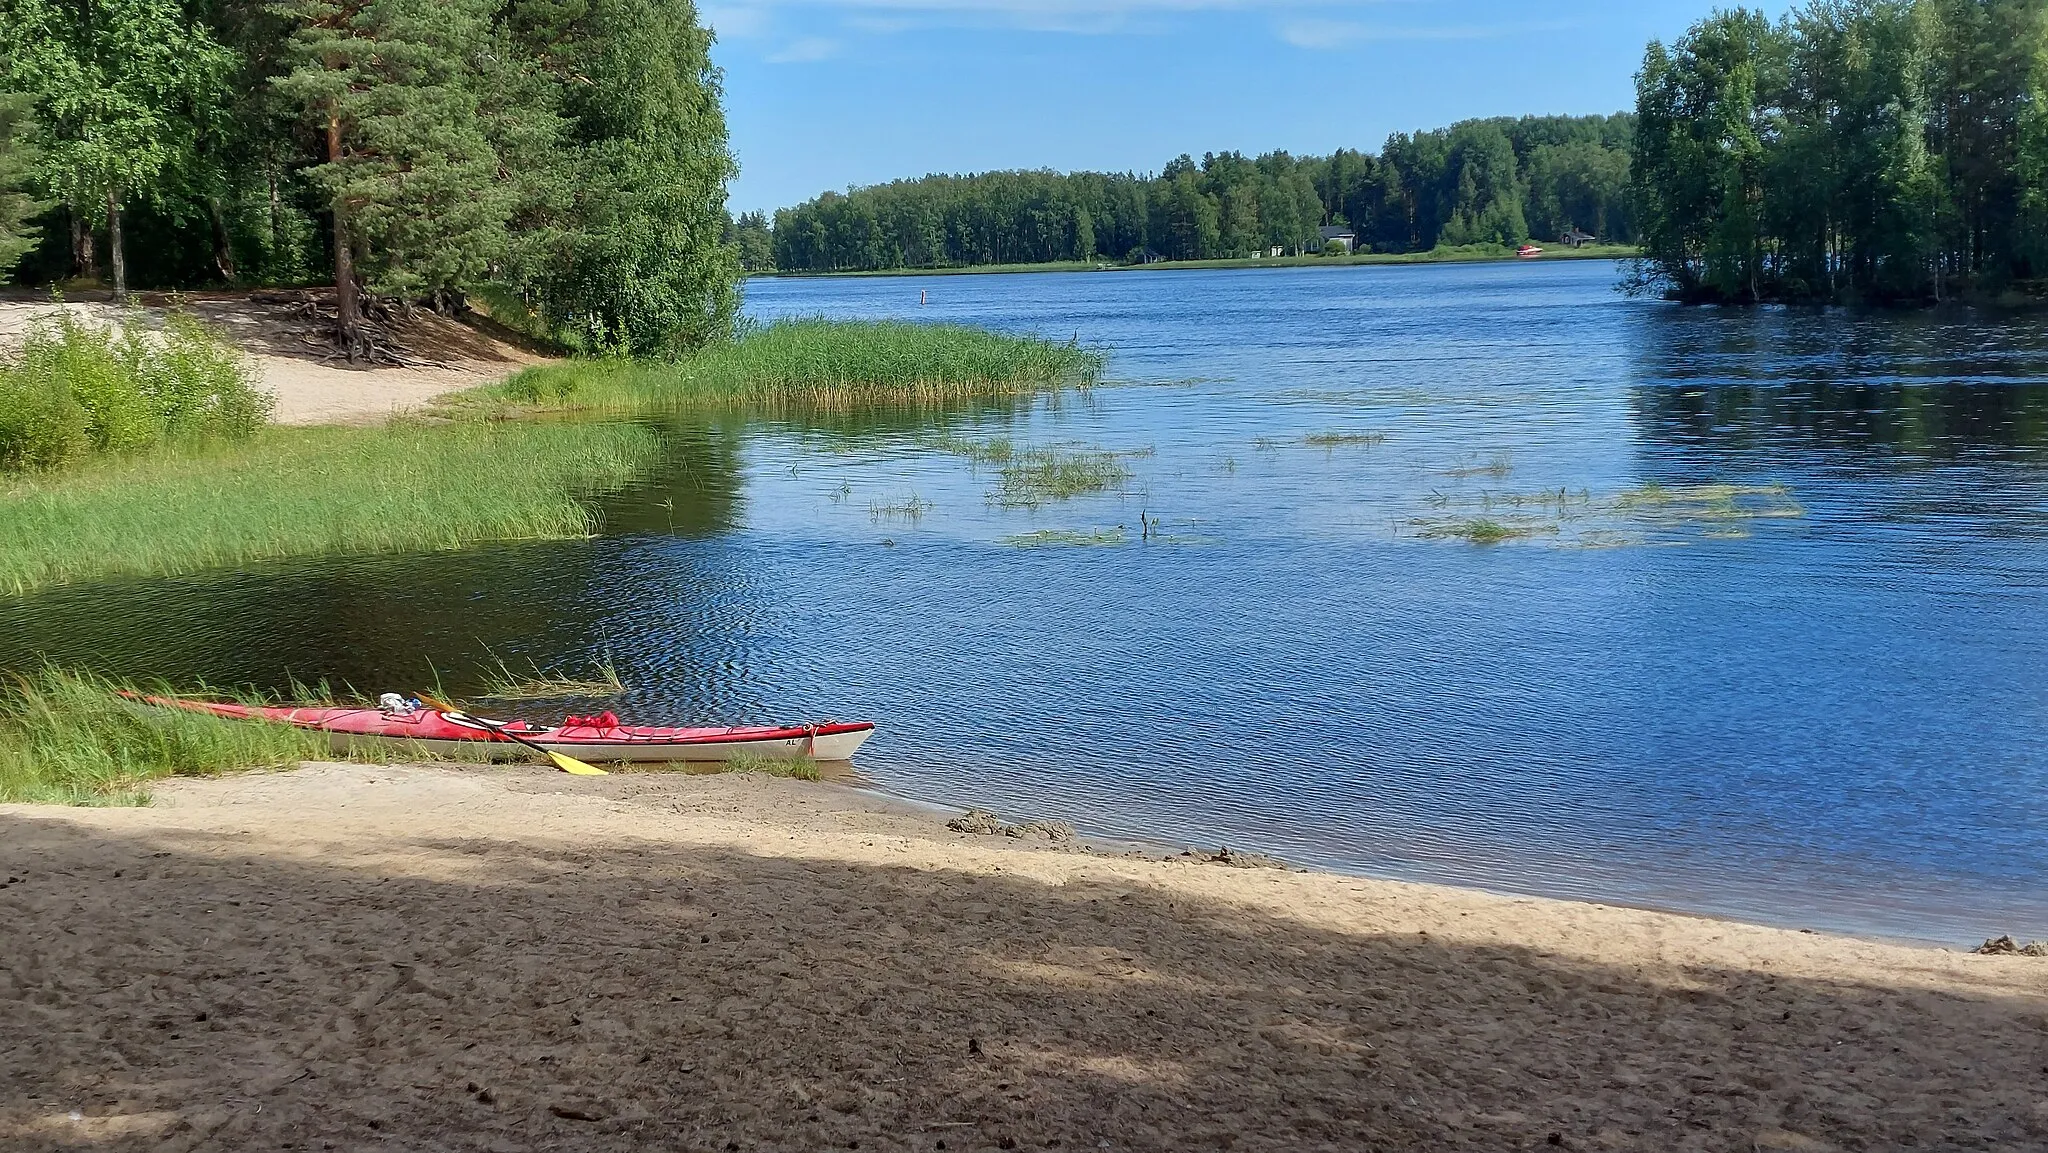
8, 260, 2048, 944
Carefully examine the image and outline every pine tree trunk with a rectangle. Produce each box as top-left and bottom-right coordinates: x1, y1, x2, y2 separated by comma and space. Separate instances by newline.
106, 187, 127, 304
69, 201, 97, 281
327, 112, 368, 362
209, 198, 238, 283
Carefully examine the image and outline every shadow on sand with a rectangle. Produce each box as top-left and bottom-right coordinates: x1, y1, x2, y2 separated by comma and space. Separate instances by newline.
2, 809, 2044, 1152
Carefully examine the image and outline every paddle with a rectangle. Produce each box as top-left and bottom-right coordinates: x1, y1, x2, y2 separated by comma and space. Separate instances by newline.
418, 693, 608, 777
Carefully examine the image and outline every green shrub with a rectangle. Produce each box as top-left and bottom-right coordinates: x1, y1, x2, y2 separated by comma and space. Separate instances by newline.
0, 366, 88, 471
0, 310, 271, 474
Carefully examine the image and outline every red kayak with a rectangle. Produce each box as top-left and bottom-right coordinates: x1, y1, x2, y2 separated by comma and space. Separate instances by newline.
141, 697, 874, 763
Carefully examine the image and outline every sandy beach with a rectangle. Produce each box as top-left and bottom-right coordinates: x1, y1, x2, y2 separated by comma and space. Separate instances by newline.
3, 763, 2045, 1152
0, 296, 546, 424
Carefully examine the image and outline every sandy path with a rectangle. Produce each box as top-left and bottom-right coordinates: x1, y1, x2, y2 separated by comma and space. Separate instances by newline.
0, 298, 548, 425
3, 765, 2045, 1152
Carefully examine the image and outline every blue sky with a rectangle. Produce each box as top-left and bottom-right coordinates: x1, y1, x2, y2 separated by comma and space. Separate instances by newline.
709, 1, 1783, 216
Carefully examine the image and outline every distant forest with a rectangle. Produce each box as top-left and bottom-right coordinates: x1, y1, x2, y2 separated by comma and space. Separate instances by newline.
1634, 0, 2048, 304
749, 114, 1636, 273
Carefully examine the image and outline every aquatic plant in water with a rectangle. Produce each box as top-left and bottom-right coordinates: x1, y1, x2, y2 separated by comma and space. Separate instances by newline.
869, 495, 934, 521
1003, 528, 1129, 547
1303, 431, 1388, 448
1410, 517, 1559, 544
1445, 451, 1515, 479
1408, 479, 1803, 548
992, 448, 1132, 508
477, 651, 627, 700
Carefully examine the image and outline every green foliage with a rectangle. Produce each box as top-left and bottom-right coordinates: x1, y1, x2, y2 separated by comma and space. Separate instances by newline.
500, 0, 739, 355
0, 0, 236, 284
478, 318, 1104, 413
728, 210, 775, 271
0, 311, 269, 473
0, 667, 330, 804
272, 0, 512, 302
0, 92, 47, 279
1633, 0, 2048, 303
768, 115, 1636, 272
0, 0, 739, 353
0, 419, 660, 593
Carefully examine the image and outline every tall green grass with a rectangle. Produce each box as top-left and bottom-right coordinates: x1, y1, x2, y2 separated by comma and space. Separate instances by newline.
0, 669, 331, 805
468, 319, 1104, 414
0, 311, 270, 473
0, 420, 660, 594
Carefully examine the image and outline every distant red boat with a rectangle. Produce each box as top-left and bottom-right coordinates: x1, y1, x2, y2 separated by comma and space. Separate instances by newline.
139, 696, 875, 763
1517, 244, 1544, 258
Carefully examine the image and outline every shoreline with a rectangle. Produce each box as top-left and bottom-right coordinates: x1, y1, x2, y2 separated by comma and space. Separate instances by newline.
748, 245, 1639, 280
829, 768, 1972, 952
5, 760, 2044, 1150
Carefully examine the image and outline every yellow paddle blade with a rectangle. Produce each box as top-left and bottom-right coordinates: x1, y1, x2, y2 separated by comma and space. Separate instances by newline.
548, 750, 608, 776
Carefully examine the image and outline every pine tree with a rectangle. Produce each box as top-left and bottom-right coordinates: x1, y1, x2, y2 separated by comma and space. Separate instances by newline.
0, 92, 49, 280
273, 0, 514, 357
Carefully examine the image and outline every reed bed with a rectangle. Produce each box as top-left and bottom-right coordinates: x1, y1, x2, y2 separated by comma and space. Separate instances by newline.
0, 421, 659, 594
472, 319, 1105, 415
0, 669, 334, 805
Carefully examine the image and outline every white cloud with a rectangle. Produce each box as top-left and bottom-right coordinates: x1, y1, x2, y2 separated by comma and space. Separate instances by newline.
767, 36, 843, 62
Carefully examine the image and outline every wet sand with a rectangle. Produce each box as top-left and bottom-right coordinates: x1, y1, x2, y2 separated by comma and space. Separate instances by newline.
4, 763, 2046, 1151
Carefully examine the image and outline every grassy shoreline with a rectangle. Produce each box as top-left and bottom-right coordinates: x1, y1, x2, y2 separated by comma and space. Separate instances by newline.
750, 244, 1641, 279
0, 319, 1098, 596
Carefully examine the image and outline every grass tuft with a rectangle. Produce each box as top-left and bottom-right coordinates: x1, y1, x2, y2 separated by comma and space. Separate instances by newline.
720, 750, 822, 781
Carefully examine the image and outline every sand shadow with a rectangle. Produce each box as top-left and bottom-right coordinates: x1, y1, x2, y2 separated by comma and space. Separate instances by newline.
2, 812, 2043, 1152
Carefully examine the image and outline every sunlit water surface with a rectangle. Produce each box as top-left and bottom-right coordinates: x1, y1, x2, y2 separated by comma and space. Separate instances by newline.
8, 260, 2048, 943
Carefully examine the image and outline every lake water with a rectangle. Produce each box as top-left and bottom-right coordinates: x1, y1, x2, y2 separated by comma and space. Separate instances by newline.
8, 259, 2048, 944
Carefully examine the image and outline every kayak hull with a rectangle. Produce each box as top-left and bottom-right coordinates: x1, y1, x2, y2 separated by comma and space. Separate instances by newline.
139, 698, 875, 763
310, 728, 873, 763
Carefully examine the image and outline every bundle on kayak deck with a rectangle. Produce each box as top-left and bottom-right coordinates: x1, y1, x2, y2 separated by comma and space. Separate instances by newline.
136, 696, 875, 763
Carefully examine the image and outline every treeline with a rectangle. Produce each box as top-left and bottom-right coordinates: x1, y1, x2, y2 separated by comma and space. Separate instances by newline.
1634, 0, 2048, 304
0, 0, 738, 357
761, 115, 1635, 273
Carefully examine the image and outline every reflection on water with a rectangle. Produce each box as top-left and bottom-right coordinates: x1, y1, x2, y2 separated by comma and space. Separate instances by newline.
6, 261, 2048, 944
